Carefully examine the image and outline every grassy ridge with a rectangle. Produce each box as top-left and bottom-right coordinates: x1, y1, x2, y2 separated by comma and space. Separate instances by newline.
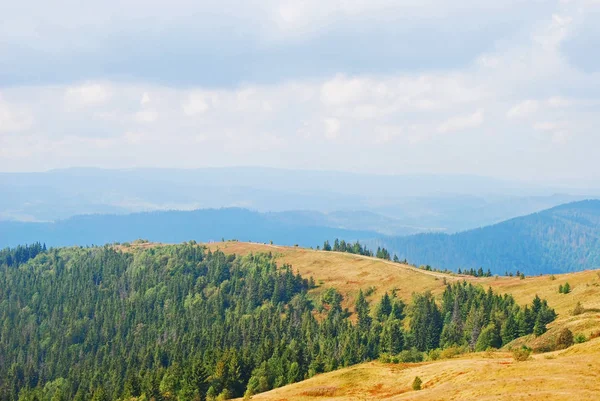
198, 242, 600, 401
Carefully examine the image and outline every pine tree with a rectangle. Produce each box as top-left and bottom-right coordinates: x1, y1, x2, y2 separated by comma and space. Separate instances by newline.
355, 290, 372, 332
375, 293, 392, 322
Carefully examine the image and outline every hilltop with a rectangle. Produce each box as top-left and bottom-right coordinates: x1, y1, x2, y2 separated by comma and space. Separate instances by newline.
204, 241, 600, 320
376, 199, 600, 275
2, 240, 599, 401
200, 242, 600, 401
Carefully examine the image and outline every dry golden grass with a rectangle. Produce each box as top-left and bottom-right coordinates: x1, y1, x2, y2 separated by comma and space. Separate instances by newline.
204, 242, 600, 330
121, 241, 600, 400
236, 339, 600, 401
204, 242, 453, 309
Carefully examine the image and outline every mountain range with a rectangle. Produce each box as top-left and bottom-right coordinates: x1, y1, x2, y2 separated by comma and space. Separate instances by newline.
376, 200, 600, 274
1, 199, 600, 275
1, 167, 595, 233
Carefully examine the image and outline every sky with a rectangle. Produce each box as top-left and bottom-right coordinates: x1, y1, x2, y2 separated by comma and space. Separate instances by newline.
0, 0, 599, 184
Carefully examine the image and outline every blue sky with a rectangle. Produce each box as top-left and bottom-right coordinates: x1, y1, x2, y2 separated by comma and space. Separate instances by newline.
0, 0, 599, 185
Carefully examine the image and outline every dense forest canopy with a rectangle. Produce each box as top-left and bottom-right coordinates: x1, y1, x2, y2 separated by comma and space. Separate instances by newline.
0, 243, 555, 401
376, 200, 600, 275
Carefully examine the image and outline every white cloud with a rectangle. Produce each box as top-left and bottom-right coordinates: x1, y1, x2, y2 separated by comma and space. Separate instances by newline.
437, 110, 484, 133
124, 131, 145, 144
0, 4, 599, 183
134, 110, 158, 124
141, 92, 151, 105
533, 122, 558, 131
183, 93, 210, 115
0, 95, 33, 133
547, 96, 571, 108
321, 76, 365, 106
507, 100, 539, 119
65, 83, 111, 106
324, 118, 341, 140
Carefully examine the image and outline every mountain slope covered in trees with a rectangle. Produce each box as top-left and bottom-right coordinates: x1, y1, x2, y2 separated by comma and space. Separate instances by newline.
378, 200, 600, 275
0, 243, 554, 401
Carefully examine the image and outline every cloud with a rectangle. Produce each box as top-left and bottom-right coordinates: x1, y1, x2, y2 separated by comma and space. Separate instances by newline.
134, 110, 158, 124
0, 2, 599, 184
182, 93, 210, 116
507, 100, 539, 119
64, 83, 111, 106
533, 122, 558, 131
324, 118, 341, 140
547, 96, 571, 108
437, 110, 484, 133
0, 95, 33, 133
0, 1, 559, 86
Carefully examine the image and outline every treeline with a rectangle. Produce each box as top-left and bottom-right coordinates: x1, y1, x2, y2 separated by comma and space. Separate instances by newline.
321, 239, 399, 262
457, 267, 493, 278
0, 244, 555, 401
0, 242, 46, 267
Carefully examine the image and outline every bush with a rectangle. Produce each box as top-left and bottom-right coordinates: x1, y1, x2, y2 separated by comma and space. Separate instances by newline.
512, 346, 532, 362
428, 349, 441, 361
412, 376, 422, 391
398, 348, 424, 363
572, 302, 585, 316
574, 333, 587, 344
555, 328, 574, 350
440, 346, 464, 359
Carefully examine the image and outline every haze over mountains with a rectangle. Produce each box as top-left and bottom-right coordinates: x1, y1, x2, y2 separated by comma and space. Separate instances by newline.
1, 167, 595, 233
1, 191, 599, 275
375, 200, 600, 275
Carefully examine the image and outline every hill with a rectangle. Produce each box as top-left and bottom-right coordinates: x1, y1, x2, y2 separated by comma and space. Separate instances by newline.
204, 242, 600, 401
206, 241, 600, 324
0, 208, 379, 248
375, 200, 600, 275
237, 339, 600, 401
2, 241, 599, 401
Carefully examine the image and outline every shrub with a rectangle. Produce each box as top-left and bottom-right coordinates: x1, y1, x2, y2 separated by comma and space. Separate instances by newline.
572, 302, 585, 316
574, 333, 587, 344
440, 346, 464, 360
512, 346, 532, 361
556, 328, 574, 350
559, 282, 571, 294
428, 349, 441, 361
398, 348, 424, 363
412, 376, 422, 391
365, 286, 377, 297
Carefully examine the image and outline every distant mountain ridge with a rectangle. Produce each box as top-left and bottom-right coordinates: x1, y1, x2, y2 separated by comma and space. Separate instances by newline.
0, 208, 378, 248
1, 167, 594, 233
376, 200, 600, 275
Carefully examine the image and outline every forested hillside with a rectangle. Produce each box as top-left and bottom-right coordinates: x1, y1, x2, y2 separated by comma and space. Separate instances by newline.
0, 243, 554, 401
378, 200, 600, 275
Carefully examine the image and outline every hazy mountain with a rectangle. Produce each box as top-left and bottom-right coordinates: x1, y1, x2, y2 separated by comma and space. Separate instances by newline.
375, 200, 600, 275
0, 208, 379, 248
1, 167, 595, 232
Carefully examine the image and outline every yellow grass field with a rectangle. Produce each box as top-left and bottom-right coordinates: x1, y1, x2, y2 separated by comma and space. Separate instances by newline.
204, 242, 600, 323
124, 241, 600, 400
237, 338, 600, 401
198, 242, 600, 401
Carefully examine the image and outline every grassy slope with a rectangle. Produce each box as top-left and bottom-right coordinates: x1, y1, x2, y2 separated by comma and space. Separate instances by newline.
241, 339, 600, 401
198, 242, 600, 401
